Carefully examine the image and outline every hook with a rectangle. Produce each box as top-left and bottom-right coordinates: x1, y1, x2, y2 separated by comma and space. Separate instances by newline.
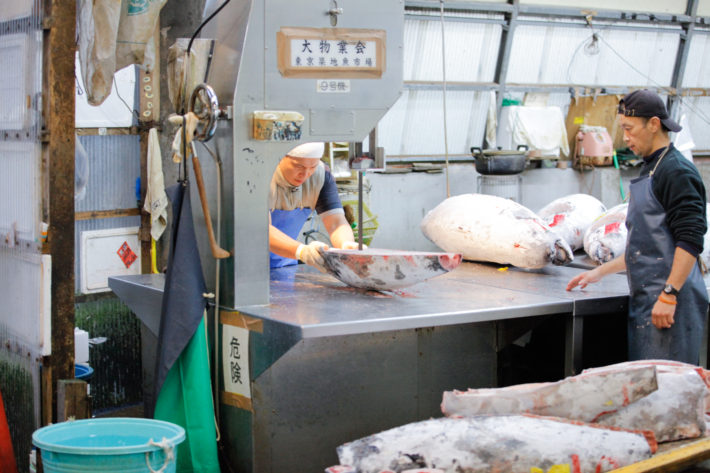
328, 0, 343, 26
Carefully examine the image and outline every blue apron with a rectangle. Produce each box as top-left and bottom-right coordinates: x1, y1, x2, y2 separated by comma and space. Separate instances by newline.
270, 208, 312, 268
625, 148, 708, 363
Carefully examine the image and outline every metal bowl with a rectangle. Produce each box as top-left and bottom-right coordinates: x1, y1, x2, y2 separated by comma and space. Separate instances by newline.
321, 248, 462, 291
471, 145, 529, 175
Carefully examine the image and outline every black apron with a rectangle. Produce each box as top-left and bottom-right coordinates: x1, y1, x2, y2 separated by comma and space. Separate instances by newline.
625, 147, 708, 364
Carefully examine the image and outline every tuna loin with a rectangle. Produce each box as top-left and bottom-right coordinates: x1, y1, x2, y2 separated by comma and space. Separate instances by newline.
537, 193, 607, 251
583, 203, 628, 265
336, 415, 654, 473
441, 364, 658, 423
420, 194, 573, 269
584, 361, 710, 442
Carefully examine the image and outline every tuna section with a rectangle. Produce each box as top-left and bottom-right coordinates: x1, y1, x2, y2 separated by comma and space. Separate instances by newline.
583, 203, 628, 265
441, 365, 657, 423
537, 193, 607, 251
420, 193, 573, 269
584, 361, 710, 443
336, 415, 653, 473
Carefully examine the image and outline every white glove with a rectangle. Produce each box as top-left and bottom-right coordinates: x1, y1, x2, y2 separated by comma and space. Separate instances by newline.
341, 241, 367, 250
296, 241, 329, 272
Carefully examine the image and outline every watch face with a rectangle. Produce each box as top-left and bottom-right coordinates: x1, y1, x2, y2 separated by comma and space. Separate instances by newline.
664, 284, 678, 295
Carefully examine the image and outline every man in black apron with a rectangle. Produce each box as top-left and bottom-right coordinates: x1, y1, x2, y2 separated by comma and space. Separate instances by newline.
269, 142, 359, 272
567, 89, 708, 364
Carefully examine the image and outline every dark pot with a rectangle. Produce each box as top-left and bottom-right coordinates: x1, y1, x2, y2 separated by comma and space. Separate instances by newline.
470, 145, 528, 175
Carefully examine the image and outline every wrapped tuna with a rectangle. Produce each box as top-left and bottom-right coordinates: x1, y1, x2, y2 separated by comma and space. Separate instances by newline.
420, 194, 573, 269
537, 193, 607, 251
336, 415, 654, 473
583, 203, 628, 265
441, 364, 657, 422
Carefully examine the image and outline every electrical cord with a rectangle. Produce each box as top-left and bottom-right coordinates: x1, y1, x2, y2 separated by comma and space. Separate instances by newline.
439, 0, 451, 198
567, 20, 710, 128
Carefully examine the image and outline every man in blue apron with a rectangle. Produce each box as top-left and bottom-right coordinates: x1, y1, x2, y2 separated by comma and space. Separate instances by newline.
269, 142, 359, 271
567, 90, 708, 364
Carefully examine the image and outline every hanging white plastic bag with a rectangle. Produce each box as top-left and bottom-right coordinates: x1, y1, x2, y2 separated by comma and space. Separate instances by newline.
75, 134, 90, 202
115, 0, 168, 71
77, 0, 121, 105
167, 38, 213, 113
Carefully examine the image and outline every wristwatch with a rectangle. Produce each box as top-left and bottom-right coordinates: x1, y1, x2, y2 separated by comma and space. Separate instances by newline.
663, 284, 679, 296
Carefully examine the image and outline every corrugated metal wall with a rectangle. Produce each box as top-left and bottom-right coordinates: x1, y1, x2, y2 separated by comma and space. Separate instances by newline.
74, 134, 141, 288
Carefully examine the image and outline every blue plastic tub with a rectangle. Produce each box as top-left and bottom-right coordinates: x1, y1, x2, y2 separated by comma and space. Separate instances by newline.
74, 364, 93, 381
32, 417, 185, 473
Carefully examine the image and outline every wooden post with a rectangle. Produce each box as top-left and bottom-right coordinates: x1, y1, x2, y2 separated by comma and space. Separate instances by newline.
42, 0, 76, 423
139, 25, 161, 274
56, 380, 90, 421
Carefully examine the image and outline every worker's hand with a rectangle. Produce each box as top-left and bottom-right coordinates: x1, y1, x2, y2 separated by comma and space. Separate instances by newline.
296, 241, 329, 272
340, 241, 367, 250
652, 295, 676, 329
566, 267, 602, 291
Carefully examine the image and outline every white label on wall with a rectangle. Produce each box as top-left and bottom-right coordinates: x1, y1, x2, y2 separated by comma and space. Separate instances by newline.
316, 79, 351, 93
222, 324, 251, 400
290, 39, 376, 69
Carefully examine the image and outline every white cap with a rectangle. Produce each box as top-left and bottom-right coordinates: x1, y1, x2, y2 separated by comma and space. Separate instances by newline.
286, 142, 324, 159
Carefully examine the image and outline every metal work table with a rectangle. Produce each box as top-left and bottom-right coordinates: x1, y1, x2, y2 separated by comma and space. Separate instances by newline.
231, 261, 629, 372
242, 260, 629, 334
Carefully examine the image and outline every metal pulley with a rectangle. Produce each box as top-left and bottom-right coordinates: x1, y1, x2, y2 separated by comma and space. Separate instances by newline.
185, 83, 229, 259
189, 83, 220, 142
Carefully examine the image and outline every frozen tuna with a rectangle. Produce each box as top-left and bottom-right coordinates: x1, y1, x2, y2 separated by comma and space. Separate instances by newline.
441, 364, 657, 423
583, 203, 628, 265
584, 361, 710, 442
537, 194, 607, 251
336, 415, 654, 473
420, 194, 573, 269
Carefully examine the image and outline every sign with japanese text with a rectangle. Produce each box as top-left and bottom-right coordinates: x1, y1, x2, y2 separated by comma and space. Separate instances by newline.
277, 27, 385, 78
219, 310, 263, 411
222, 323, 251, 404
316, 79, 351, 93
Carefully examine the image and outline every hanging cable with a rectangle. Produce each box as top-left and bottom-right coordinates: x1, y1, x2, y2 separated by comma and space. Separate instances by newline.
439, 0, 451, 198
567, 17, 710, 128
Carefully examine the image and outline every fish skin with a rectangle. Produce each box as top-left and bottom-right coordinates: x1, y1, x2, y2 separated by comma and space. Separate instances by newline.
537, 194, 607, 251
336, 415, 653, 473
584, 361, 710, 442
441, 365, 658, 423
583, 203, 628, 265
420, 194, 573, 269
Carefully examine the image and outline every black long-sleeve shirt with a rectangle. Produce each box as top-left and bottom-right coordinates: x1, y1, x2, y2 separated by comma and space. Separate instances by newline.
639, 143, 707, 257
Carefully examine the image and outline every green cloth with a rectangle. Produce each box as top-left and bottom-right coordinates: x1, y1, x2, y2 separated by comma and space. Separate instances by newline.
154, 317, 220, 473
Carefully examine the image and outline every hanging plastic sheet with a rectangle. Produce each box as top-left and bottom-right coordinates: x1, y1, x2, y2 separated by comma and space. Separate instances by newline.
152, 182, 220, 473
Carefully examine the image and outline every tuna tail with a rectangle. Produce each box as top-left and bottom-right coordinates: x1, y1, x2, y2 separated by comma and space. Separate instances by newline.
595, 244, 614, 264
550, 237, 574, 265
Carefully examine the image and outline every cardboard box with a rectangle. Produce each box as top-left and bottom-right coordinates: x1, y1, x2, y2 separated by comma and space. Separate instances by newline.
565, 94, 625, 158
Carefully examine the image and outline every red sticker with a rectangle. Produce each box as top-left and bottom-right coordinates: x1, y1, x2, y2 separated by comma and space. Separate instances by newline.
117, 241, 137, 268
604, 222, 621, 235
550, 214, 565, 227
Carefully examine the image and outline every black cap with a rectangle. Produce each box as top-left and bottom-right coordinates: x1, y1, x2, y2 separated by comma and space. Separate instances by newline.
617, 89, 681, 132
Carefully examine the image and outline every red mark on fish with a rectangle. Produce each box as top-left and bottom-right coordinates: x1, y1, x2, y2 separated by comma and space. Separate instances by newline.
595, 455, 620, 472
572, 454, 582, 473
604, 222, 621, 235
550, 214, 565, 227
